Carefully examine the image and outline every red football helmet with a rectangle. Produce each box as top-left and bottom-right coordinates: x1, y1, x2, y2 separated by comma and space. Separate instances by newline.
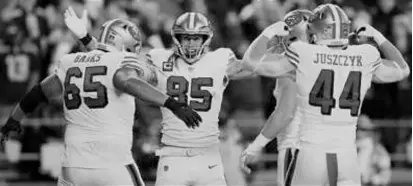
308, 4, 351, 46
171, 12, 213, 64
97, 19, 142, 53
283, 9, 314, 42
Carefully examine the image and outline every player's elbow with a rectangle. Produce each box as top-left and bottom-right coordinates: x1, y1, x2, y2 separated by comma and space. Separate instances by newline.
283, 111, 295, 124
402, 66, 410, 78
113, 68, 144, 93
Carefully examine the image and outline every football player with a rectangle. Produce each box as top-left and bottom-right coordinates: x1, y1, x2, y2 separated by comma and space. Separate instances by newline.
0, 18, 201, 186
65, 9, 256, 185
239, 10, 313, 186
242, 4, 410, 186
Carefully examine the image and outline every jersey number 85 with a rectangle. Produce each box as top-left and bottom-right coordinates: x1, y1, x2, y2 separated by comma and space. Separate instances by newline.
167, 76, 213, 112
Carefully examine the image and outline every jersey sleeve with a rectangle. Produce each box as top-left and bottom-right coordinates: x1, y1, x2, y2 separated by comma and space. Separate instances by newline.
53, 55, 69, 82
218, 48, 240, 75
120, 53, 158, 85
146, 49, 169, 69
285, 41, 301, 67
363, 44, 382, 72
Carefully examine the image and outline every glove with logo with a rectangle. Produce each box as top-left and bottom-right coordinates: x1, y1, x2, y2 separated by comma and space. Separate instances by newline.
164, 97, 202, 129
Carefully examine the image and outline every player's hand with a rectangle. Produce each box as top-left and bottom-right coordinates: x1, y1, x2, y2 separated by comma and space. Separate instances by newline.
239, 144, 261, 174
64, 6, 88, 39
262, 21, 290, 39
164, 97, 202, 129
355, 24, 387, 45
0, 118, 22, 145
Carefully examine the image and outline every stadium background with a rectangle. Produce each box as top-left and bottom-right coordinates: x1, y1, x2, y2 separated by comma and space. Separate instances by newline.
0, 0, 411, 185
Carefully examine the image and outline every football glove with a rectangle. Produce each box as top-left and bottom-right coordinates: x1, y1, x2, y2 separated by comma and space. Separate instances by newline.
356, 24, 387, 46
239, 134, 270, 174
164, 97, 202, 129
262, 21, 290, 39
240, 147, 258, 174
64, 6, 88, 39
1, 118, 22, 144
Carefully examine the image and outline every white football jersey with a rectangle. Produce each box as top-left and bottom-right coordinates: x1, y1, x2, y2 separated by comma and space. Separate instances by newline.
54, 50, 145, 168
147, 48, 235, 148
286, 41, 381, 151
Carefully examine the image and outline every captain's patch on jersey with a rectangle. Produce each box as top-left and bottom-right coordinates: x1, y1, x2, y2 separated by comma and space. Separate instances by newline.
163, 61, 173, 71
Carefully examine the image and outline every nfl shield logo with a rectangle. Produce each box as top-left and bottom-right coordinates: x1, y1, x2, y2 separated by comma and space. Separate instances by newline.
162, 61, 173, 71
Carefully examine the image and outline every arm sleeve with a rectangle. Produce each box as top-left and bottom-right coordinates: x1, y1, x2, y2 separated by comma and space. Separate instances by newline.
120, 53, 158, 86
254, 57, 295, 77
373, 60, 406, 83
285, 42, 301, 67
364, 44, 408, 83
53, 56, 67, 83
224, 48, 256, 79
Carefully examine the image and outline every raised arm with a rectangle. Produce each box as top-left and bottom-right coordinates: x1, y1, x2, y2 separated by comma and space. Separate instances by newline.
242, 22, 295, 77
356, 24, 410, 82
64, 6, 98, 51
240, 75, 297, 174
372, 40, 410, 82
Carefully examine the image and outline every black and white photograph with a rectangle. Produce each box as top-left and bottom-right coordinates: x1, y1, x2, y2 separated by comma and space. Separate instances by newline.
0, 0, 411, 185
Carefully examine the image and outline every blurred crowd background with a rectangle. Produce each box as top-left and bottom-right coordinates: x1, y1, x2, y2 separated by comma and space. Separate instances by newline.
0, 0, 411, 185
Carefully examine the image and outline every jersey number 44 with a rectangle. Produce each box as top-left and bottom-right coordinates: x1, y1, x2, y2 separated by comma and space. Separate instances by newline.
309, 69, 361, 117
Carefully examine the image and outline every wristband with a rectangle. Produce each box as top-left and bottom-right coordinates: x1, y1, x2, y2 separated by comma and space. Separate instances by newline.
374, 32, 387, 46
250, 133, 272, 149
79, 33, 93, 46
262, 30, 276, 40
164, 97, 180, 111
19, 84, 48, 114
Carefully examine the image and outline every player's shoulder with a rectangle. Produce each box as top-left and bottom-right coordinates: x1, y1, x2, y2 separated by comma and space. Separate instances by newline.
349, 44, 380, 63
208, 48, 237, 66
118, 52, 154, 70
286, 40, 311, 59
146, 48, 174, 68
119, 51, 140, 63
57, 52, 82, 69
211, 47, 235, 56
288, 40, 309, 49
356, 44, 379, 55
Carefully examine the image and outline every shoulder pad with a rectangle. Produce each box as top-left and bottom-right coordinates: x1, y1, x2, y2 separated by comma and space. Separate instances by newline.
146, 49, 174, 68
359, 44, 380, 65
211, 48, 237, 65
58, 53, 77, 69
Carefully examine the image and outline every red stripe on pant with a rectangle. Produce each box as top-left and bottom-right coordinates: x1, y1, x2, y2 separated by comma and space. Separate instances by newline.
285, 149, 299, 186
326, 153, 338, 186
126, 163, 145, 186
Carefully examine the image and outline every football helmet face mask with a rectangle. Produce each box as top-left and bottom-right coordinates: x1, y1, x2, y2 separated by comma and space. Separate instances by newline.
171, 12, 213, 64
97, 19, 142, 53
308, 4, 351, 46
